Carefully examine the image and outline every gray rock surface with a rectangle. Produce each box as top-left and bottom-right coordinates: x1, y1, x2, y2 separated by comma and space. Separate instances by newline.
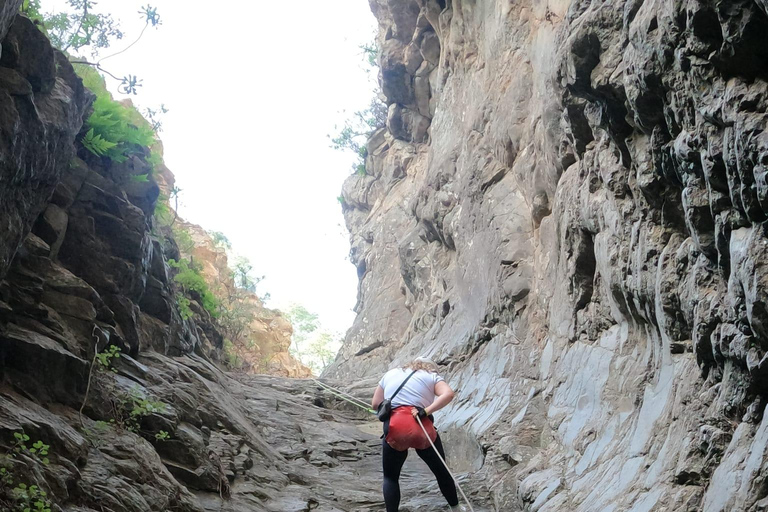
329, 0, 768, 510
0, 12, 88, 281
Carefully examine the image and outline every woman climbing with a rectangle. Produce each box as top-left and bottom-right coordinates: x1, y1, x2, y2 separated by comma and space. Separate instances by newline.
371, 357, 464, 512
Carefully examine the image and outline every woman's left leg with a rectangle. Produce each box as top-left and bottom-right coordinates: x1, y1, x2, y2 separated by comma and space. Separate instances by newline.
415, 434, 459, 507
382, 440, 409, 512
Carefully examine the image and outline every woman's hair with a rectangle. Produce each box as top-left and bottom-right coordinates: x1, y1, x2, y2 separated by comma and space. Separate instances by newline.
404, 357, 439, 373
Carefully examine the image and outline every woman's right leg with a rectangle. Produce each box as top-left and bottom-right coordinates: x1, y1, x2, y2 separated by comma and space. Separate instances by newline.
415, 435, 459, 507
382, 440, 409, 512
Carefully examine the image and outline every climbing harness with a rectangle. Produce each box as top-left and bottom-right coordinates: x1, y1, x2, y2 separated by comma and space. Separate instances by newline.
312, 379, 476, 512
311, 378, 376, 413
416, 415, 476, 512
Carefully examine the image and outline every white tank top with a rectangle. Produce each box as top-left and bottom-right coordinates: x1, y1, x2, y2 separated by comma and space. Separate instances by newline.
379, 368, 445, 408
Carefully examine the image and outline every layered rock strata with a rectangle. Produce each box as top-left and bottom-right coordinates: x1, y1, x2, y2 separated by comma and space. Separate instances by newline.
330, 0, 768, 510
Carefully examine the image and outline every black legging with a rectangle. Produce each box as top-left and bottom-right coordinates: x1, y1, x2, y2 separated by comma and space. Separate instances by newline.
382, 435, 459, 511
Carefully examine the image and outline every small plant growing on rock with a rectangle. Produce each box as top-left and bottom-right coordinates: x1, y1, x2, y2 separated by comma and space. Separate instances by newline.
154, 430, 170, 442
95, 344, 121, 372
10, 433, 29, 454
80, 128, 117, 156
168, 258, 220, 318
0, 434, 55, 512
11, 483, 52, 512
11, 434, 49, 467
0, 466, 12, 486
108, 387, 168, 435
176, 294, 193, 320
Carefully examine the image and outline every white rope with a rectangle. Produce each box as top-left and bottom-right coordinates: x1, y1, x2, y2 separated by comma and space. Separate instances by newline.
416, 416, 476, 512
310, 379, 476, 510
311, 378, 374, 412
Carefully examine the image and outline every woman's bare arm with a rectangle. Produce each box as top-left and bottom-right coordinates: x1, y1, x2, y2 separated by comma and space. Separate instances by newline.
412, 380, 455, 417
372, 385, 385, 410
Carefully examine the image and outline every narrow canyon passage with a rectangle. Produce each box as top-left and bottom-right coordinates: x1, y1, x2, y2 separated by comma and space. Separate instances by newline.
203, 371, 492, 512
6, 0, 768, 510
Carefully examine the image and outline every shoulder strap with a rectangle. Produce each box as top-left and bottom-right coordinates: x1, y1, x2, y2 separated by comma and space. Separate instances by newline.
388, 370, 417, 400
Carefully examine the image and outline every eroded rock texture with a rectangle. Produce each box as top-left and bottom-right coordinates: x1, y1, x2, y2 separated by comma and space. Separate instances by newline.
0, 10, 88, 280
330, 0, 768, 510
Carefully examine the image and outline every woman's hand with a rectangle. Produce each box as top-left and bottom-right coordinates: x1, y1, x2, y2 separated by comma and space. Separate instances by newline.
411, 406, 428, 418
415, 381, 455, 419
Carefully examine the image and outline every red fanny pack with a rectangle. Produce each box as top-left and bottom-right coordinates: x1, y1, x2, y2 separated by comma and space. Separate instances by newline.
385, 406, 437, 451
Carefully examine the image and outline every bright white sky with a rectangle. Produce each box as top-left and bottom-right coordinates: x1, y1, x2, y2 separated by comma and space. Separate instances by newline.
45, 1, 377, 335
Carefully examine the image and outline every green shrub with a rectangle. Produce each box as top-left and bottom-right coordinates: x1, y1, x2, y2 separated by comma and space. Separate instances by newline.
222, 339, 242, 369
74, 65, 156, 162
176, 295, 192, 320
172, 226, 195, 254
109, 387, 167, 434
153, 193, 172, 225
146, 147, 163, 171
11, 483, 51, 512
128, 389, 166, 422
168, 259, 220, 317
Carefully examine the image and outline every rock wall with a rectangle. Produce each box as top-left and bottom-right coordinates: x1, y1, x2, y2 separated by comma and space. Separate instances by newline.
330, 0, 768, 510
0, 8, 88, 280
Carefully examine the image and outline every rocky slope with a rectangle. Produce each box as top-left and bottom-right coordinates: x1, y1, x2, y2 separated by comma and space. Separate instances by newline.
329, 0, 768, 510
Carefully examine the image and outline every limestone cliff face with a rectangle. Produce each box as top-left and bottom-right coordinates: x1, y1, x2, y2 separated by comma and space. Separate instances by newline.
330, 0, 768, 510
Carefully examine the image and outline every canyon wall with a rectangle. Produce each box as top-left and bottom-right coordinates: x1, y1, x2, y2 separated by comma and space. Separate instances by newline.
330, 0, 768, 510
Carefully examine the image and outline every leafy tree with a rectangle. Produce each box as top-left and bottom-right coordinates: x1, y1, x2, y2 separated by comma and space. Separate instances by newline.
218, 290, 259, 344
284, 305, 342, 373
21, 1, 162, 95
209, 231, 232, 250
286, 304, 319, 339
143, 104, 169, 132
286, 304, 318, 365
231, 256, 268, 301
172, 225, 195, 254
308, 332, 338, 370
330, 41, 386, 175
